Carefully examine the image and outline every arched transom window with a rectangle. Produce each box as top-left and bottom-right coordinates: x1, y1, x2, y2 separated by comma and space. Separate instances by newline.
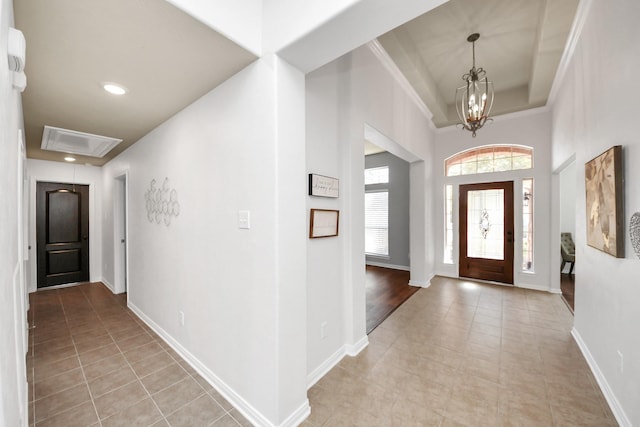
445, 145, 533, 176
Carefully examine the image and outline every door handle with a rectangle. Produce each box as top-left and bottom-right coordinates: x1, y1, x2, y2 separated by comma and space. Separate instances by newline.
121, 239, 125, 243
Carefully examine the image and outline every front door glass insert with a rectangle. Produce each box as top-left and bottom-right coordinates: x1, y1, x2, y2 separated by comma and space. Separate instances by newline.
467, 189, 504, 260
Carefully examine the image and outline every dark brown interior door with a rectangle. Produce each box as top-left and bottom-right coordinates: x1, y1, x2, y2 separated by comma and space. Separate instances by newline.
36, 182, 89, 288
459, 181, 514, 284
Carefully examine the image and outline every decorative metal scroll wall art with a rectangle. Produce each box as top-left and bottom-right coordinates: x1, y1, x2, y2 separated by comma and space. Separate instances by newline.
144, 178, 180, 226
630, 212, 640, 259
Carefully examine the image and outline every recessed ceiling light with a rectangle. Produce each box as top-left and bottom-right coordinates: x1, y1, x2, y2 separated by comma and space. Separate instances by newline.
64, 156, 76, 162
102, 83, 127, 95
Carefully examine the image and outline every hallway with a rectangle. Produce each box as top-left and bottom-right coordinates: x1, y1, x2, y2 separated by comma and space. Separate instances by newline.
28, 283, 251, 426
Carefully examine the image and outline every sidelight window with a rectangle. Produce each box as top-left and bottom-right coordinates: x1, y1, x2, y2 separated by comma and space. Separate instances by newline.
522, 178, 534, 271
444, 184, 453, 263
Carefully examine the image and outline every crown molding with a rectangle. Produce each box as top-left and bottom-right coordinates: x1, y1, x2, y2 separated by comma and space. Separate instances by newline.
547, 0, 594, 105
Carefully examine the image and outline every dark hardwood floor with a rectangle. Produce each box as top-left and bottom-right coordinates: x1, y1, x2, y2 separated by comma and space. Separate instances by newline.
561, 273, 575, 312
366, 265, 419, 334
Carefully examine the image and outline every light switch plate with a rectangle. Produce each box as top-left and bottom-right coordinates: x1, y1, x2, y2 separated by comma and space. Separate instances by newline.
238, 210, 250, 229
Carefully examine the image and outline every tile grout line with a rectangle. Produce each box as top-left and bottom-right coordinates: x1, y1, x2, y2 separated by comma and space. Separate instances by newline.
31, 288, 103, 426
40, 284, 234, 426
79, 284, 169, 426
64, 287, 104, 427
127, 308, 241, 423
28, 293, 36, 427
98, 289, 227, 424
161, 345, 238, 423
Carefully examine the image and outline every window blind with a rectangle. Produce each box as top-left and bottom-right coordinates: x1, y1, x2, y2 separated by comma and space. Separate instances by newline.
365, 191, 388, 256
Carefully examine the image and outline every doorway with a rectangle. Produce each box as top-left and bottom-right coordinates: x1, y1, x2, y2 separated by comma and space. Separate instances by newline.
559, 160, 576, 311
459, 181, 514, 284
362, 125, 424, 334
36, 182, 90, 288
114, 174, 128, 294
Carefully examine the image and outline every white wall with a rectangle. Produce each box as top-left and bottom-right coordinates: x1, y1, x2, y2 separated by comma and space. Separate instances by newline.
305, 58, 347, 382
550, 0, 640, 424
102, 56, 308, 427
434, 109, 554, 292
305, 44, 435, 383
26, 160, 103, 292
0, 0, 28, 425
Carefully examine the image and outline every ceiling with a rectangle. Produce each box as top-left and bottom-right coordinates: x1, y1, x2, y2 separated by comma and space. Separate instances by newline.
15, 0, 579, 165
15, 0, 256, 166
378, 0, 579, 128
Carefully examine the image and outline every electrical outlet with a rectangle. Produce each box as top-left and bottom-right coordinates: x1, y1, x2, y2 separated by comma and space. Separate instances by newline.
321, 321, 328, 339
179, 311, 185, 327
618, 350, 624, 373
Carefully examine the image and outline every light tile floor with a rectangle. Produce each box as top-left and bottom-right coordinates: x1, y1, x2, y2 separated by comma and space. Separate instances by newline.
29, 278, 618, 427
28, 283, 251, 427
304, 276, 618, 426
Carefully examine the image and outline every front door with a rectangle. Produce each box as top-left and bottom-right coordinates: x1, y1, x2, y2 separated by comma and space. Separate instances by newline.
459, 181, 514, 284
36, 182, 90, 288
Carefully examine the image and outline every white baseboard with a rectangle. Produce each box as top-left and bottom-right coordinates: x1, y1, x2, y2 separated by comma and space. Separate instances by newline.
435, 272, 561, 294
23, 389, 29, 427
307, 335, 369, 389
365, 261, 410, 271
409, 279, 431, 288
307, 346, 346, 389
128, 302, 309, 427
571, 328, 631, 427
345, 335, 369, 356
279, 400, 311, 427
515, 282, 552, 292
409, 272, 435, 288
101, 278, 114, 293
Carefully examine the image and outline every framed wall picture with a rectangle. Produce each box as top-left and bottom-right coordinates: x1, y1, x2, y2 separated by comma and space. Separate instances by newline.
308, 174, 339, 198
585, 145, 624, 257
309, 209, 339, 238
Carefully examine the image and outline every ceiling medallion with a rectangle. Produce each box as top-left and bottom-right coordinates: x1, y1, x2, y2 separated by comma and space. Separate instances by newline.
455, 33, 494, 137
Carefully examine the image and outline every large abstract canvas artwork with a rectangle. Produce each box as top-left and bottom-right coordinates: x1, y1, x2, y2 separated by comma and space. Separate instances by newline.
585, 145, 624, 257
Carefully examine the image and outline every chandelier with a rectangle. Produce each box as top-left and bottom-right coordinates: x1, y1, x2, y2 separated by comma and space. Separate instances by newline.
456, 33, 494, 137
